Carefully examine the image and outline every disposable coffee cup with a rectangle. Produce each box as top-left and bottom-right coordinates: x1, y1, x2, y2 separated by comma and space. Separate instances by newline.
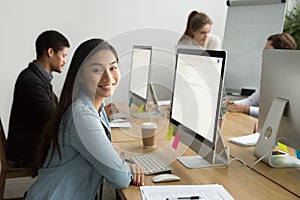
141, 122, 157, 148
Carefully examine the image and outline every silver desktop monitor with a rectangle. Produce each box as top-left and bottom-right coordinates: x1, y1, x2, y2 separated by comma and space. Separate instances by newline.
128, 45, 152, 111
254, 49, 300, 168
128, 45, 162, 118
172, 47, 227, 168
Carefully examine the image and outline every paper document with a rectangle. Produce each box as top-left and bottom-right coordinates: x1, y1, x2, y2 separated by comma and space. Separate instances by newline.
140, 184, 234, 200
109, 122, 131, 128
229, 132, 260, 146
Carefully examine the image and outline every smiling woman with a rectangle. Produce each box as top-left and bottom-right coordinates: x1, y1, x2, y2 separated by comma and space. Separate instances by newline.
80, 49, 120, 108
25, 39, 145, 200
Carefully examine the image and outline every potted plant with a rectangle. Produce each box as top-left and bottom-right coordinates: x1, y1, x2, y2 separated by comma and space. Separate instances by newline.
284, 3, 300, 50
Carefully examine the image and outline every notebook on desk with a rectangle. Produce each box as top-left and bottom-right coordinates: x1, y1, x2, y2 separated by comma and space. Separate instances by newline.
229, 132, 260, 146
157, 100, 171, 106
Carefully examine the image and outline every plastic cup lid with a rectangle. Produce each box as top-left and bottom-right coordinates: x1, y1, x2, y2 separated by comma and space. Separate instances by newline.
141, 122, 157, 129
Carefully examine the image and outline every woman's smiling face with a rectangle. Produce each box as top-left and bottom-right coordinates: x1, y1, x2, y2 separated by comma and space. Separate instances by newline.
81, 49, 120, 102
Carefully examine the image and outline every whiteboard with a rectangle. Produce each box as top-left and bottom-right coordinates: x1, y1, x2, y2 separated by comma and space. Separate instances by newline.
222, 0, 286, 92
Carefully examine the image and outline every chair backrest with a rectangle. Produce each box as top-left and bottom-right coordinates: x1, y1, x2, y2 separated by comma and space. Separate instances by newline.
0, 117, 8, 169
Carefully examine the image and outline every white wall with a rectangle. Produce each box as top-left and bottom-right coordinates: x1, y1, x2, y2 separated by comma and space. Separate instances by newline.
0, 0, 227, 131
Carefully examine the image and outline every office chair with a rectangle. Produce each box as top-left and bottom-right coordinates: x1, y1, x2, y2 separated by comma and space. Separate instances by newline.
0, 117, 34, 200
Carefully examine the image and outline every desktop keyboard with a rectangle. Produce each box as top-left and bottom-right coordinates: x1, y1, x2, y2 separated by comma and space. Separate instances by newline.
109, 112, 127, 120
129, 153, 172, 175
130, 110, 162, 118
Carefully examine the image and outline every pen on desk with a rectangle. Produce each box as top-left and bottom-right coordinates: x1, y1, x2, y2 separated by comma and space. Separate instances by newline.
178, 196, 201, 200
166, 196, 201, 200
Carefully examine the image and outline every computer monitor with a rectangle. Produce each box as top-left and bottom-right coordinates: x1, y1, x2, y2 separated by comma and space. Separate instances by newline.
128, 45, 152, 109
254, 49, 300, 168
171, 47, 228, 168
128, 45, 163, 118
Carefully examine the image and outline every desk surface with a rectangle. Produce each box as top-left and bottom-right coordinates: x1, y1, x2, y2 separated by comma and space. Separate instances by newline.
222, 113, 300, 197
111, 102, 170, 143
112, 112, 300, 199
115, 140, 299, 200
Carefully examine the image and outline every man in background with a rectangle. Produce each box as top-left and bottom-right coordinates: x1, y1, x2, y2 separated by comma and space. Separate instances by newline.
226, 33, 296, 118
6, 30, 70, 167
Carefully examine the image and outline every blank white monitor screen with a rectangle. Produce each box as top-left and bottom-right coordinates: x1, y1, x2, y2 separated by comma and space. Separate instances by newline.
171, 48, 226, 148
129, 45, 152, 103
258, 49, 300, 151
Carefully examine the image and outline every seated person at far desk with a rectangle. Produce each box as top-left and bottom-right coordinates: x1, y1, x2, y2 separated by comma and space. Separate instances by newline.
178, 10, 221, 50
226, 33, 297, 119
25, 38, 144, 199
227, 91, 259, 118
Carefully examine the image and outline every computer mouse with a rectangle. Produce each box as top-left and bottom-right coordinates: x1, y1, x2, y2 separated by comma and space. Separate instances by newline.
152, 174, 180, 183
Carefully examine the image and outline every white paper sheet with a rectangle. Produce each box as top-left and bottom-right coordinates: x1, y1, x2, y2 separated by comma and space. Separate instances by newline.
140, 184, 234, 200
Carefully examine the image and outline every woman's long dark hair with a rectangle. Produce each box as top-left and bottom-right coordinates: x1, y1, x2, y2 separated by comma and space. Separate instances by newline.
183, 11, 198, 36
34, 38, 118, 176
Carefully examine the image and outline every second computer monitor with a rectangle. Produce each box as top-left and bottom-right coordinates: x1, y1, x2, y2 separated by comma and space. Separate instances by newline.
254, 49, 300, 168
171, 47, 226, 167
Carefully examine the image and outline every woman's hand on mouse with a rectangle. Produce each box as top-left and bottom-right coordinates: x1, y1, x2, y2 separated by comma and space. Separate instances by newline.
128, 163, 145, 187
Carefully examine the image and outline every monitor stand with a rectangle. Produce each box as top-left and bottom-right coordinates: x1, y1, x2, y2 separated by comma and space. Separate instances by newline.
253, 98, 300, 168
177, 127, 228, 168
131, 103, 167, 119
130, 83, 167, 119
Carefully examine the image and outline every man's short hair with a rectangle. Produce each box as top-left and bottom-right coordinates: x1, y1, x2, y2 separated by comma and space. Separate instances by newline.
35, 30, 70, 59
268, 33, 297, 50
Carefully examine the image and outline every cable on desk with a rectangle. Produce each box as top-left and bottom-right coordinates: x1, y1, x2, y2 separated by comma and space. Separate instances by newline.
217, 119, 246, 167
216, 125, 246, 168
227, 157, 246, 167
250, 147, 273, 169
225, 146, 246, 167
250, 136, 286, 169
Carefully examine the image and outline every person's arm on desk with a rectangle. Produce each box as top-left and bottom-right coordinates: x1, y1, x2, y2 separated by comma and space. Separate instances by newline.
113, 144, 145, 186
128, 163, 145, 187
225, 91, 259, 118
226, 103, 259, 118
227, 102, 250, 114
